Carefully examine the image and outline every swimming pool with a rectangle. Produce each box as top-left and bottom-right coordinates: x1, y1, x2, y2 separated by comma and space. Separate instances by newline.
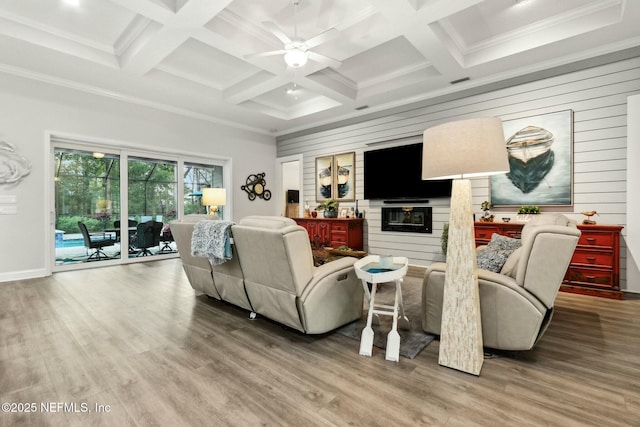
55, 238, 84, 248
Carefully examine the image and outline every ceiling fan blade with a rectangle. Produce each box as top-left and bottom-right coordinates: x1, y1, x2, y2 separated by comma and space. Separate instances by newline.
244, 50, 286, 60
262, 21, 292, 45
308, 51, 341, 69
305, 28, 339, 49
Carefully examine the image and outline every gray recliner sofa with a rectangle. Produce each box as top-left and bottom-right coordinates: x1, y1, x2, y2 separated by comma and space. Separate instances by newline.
422, 213, 581, 350
171, 215, 363, 334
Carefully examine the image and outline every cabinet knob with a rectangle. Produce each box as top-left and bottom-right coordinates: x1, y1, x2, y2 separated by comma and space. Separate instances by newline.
586, 237, 596, 244
586, 257, 596, 264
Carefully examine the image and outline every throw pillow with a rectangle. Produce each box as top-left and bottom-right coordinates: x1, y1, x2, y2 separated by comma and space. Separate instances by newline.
476, 233, 522, 273
486, 233, 522, 252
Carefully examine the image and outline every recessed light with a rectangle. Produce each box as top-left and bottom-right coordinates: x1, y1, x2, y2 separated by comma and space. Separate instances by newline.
63, 0, 80, 7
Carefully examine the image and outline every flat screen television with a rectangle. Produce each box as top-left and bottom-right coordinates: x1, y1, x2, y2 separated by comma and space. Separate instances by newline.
364, 143, 452, 201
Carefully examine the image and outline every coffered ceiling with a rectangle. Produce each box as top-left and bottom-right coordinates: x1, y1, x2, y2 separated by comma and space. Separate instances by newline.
0, 0, 638, 135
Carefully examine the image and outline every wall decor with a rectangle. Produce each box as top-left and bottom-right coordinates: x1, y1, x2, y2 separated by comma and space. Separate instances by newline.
241, 172, 271, 201
334, 151, 355, 202
0, 140, 31, 185
315, 152, 356, 202
490, 110, 573, 207
315, 155, 333, 201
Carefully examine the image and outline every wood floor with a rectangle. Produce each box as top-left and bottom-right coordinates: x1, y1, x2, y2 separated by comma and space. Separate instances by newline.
1, 259, 639, 426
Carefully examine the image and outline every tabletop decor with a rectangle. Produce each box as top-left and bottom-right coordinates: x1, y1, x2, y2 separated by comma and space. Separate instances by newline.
315, 198, 338, 218
479, 200, 494, 222
516, 205, 540, 222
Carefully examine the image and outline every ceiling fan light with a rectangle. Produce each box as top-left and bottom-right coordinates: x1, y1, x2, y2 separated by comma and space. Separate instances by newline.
284, 49, 308, 68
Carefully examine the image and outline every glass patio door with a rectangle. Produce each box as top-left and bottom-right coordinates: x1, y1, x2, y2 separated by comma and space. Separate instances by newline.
54, 148, 122, 265
52, 140, 228, 271
126, 156, 178, 257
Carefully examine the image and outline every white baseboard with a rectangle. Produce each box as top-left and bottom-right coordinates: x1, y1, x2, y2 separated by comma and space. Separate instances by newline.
0, 268, 48, 283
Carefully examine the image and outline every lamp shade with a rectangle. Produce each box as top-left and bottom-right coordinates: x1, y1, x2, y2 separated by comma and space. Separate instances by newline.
202, 188, 226, 207
422, 117, 509, 180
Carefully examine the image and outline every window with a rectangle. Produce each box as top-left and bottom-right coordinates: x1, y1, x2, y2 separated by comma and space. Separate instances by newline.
183, 162, 224, 216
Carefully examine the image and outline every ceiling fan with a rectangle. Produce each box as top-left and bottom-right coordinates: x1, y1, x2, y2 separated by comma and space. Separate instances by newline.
245, 0, 341, 69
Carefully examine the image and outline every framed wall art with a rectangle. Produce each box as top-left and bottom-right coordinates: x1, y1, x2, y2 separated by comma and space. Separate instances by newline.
334, 151, 355, 202
490, 110, 573, 207
315, 155, 333, 201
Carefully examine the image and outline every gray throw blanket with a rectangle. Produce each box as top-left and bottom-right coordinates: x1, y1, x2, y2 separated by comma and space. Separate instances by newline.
191, 220, 234, 265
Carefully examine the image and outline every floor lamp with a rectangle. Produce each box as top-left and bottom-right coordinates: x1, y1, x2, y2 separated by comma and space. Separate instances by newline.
422, 117, 509, 375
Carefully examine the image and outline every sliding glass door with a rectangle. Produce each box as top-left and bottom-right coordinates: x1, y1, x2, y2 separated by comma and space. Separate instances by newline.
126, 156, 178, 257
52, 139, 229, 271
54, 148, 122, 265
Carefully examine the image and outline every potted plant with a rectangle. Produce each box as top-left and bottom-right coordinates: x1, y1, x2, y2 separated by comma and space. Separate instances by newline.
316, 199, 338, 218
479, 200, 494, 222
517, 205, 541, 221
441, 222, 449, 257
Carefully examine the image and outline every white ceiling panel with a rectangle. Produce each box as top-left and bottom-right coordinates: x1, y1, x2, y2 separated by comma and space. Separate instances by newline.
0, 0, 637, 135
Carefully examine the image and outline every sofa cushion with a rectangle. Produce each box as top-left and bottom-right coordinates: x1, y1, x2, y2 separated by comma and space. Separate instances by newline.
476, 233, 522, 273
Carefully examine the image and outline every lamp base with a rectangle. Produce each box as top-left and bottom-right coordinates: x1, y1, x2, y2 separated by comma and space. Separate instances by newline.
438, 178, 484, 375
207, 206, 221, 220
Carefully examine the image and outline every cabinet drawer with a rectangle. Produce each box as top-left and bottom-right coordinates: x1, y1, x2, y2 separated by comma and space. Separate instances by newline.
572, 249, 614, 267
475, 229, 499, 241
331, 234, 348, 244
331, 223, 347, 232
565, 267, 614, 289
578, 231, 615, 248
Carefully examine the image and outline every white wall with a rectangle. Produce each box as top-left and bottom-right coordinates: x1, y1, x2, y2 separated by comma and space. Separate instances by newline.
627, 94, 640, 293
282, 161, 300, 192
0, 72, 277, 281
278, 56, 639, 292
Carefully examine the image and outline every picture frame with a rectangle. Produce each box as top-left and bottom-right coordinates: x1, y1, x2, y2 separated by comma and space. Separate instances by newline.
315, 155, 334, 201
339, 208, 348, 218
333, 151, 356, 202
490, 110, 573, 207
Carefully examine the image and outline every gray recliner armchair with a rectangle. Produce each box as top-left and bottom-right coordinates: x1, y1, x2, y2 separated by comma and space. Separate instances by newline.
231, 216, 364, 334
422, 214, 581, 351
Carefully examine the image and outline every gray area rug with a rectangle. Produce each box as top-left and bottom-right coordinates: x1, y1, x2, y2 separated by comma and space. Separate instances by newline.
336, 275, 435, 359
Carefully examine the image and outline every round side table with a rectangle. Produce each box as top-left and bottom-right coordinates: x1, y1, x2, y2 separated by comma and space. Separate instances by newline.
354, 255, 409, 362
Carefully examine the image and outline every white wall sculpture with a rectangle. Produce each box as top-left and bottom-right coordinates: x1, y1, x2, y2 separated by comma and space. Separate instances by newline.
0, 140, 31, 184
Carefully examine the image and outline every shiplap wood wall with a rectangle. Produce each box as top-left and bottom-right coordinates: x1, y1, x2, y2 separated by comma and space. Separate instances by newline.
277, 56, 639, 291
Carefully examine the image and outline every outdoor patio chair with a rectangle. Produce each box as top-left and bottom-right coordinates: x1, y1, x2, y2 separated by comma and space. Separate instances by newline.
158, 224, 175, 253
77, 221, 117, 261
134, 220, 163, 256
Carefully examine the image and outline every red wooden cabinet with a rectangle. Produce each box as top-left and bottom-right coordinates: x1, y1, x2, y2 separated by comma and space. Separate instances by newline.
293, 217, 364, 250
474, 222, 624, 299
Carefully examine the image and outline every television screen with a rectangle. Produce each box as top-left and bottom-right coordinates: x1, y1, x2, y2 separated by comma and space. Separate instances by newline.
364, 143, 452, 200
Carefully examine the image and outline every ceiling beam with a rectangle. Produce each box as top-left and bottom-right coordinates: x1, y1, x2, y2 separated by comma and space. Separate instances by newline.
107, 0, 175, 23
119, 0, 233, 75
